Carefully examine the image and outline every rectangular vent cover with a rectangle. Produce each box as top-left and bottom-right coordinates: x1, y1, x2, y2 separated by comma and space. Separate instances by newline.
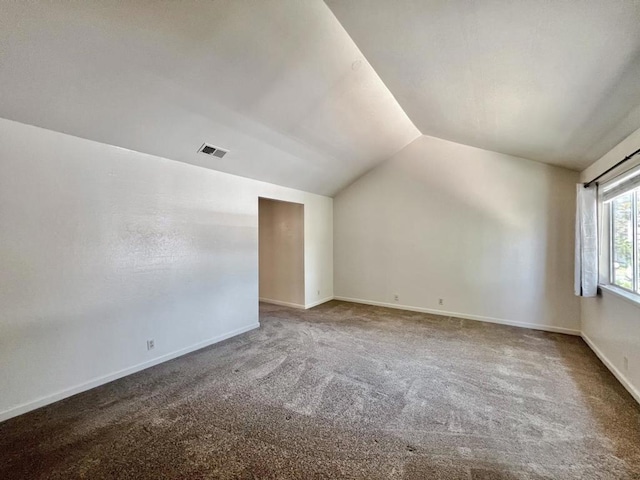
198, 143, 228, 158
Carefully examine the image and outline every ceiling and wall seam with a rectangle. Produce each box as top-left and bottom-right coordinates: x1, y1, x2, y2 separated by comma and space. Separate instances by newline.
1, 1, 639, 195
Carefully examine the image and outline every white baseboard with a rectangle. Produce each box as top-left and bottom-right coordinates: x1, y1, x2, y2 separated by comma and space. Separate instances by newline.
0, 322, 260, 423
259, 298, 306, 309
581, 332, 640, 405
305, 296, 334, 309
333, 296, 581, 336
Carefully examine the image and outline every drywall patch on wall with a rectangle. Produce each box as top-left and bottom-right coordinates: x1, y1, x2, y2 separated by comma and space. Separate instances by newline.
0, 117, 333, 420
334, 135, 580, 332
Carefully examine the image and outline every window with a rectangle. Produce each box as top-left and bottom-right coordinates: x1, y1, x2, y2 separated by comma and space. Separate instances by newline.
603, 167, 640, 295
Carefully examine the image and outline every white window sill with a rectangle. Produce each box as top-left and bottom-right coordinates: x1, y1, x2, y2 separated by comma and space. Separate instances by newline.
598, 284, 640, 309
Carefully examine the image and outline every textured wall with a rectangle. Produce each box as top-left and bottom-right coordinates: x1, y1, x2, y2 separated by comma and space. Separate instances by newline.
0, 118, 332, 420
334, 135, 580, 333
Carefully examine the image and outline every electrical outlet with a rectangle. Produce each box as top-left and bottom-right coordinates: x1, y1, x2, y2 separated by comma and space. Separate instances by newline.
317, 290, 320, 296
147, 339, 155, 351
438, 298, 444, 305
394, 294, 399, 302
624, 356, 629, 371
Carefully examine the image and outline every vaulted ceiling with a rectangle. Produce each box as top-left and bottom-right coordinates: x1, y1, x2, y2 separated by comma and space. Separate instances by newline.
0, 1, 419, 196
1, 1, 639, 195
325, 0, 640, 171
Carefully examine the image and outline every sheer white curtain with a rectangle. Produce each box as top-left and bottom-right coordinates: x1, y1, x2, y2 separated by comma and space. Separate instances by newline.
574, 184, 598, 297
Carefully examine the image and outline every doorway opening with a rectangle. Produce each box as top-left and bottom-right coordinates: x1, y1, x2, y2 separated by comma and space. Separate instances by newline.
258, 197, 305, 308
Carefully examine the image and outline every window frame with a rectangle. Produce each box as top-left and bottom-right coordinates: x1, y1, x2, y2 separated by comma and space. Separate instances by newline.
601, 169, 640, 303
607, 187, 640, 296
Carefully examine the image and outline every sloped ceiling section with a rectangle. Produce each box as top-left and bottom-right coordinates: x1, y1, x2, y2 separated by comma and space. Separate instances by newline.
326, 0, 640, 170
3, 1, 640, 194
0, 1, 419, 196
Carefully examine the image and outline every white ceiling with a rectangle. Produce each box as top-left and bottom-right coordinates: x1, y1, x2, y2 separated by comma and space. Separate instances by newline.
0, 1, 419, 196
326, 0, 640, 170
1, 1, 639, 195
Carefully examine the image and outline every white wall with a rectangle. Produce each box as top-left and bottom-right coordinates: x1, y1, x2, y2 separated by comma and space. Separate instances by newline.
0, 118, 333, 421
301, 193, 333, 308
580, 126, 640, 403
259, 199, 305, 307
334, 135, 580, 333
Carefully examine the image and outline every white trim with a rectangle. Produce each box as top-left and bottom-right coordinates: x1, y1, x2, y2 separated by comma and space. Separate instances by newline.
581, 332, 640, 405
259, 298, 306, 309
305, 296, 334, 309
333, 296, 581, 336
599, 284, 640, 309
0, 323, 260, 423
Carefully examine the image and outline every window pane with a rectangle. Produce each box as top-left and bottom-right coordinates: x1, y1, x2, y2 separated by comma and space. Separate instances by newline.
611, 193, 634, 290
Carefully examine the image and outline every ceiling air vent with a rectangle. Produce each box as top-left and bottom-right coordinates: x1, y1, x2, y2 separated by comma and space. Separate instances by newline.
198, 143, 228, 158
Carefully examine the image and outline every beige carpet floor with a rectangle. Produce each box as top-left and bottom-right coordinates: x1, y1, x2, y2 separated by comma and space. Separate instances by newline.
1, 301, 639, 479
